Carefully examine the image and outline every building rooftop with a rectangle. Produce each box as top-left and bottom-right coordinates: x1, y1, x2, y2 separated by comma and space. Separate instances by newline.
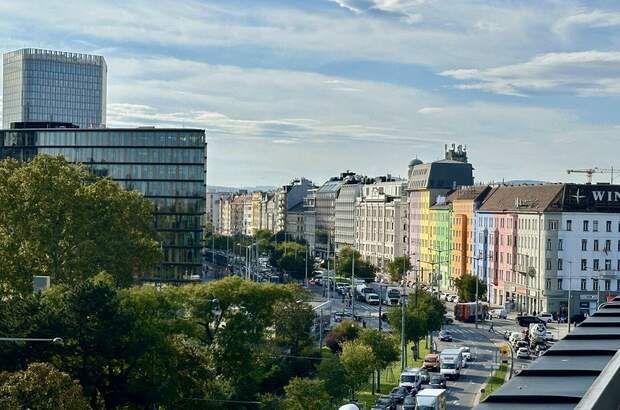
477, 296, 620, 409
478, 184, 564, 213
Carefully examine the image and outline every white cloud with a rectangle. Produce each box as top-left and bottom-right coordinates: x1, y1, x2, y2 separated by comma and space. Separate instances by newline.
417, 107, 444, 114
441, 51, 620, 96
562, 9, 620, 28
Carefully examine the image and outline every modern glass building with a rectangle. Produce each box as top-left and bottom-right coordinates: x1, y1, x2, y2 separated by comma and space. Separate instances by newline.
0, 127, 206, 278
3, 48, 107, 128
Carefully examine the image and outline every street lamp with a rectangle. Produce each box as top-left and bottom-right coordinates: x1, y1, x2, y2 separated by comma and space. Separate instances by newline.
0, 337, 63, 344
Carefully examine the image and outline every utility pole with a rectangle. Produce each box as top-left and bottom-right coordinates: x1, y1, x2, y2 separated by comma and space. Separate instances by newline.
351, 250, 356, 318
475, 273, 479, 329
568, 261, 573, 333
305, 244, 309, 288
401, 279, 406, 371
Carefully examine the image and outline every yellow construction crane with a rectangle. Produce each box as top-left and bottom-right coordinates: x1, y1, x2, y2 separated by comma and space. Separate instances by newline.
567, 167, 619, 184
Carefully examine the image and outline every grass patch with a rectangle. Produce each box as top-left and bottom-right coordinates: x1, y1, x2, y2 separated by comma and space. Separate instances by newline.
480, 363, 508, 402
356, 339, 431, 409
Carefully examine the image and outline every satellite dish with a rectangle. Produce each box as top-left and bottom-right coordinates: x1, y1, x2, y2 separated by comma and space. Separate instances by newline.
527, 267, 536, 277
338, 404, 360, 410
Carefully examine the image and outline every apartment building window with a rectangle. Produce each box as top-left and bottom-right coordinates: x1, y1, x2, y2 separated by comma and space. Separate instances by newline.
593, 220, 599, 232
558, 258, 563, 270
583, 220, 589, 232
606, 259, 612, 271
566, 220, 572, 231
606, 240, 611, 252
546, 238, 551, 250
618, 260, 620, 271
548, 220, 559, 230
605, 280, 611, 291
558, 278, 563, 290
546, 259, 552, 270
593, 279, 599, 291
581, 259, 587, 270
607, 221, 613, 232
581, 279, 587, 290
582, 239, 588, 251
558, 239, 563, 251
594, 240, 599, 251
593, 259, 599, 271
617, 280, 620, 291
545, 279, 551, 290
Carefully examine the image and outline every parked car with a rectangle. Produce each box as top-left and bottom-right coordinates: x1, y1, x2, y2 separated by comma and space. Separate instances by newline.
371, 396, 396, 410
516, 340, 529, 350
517, 315, 543, 327
517, 347, 530, 359
544, 330, 554, 341
428, 373, 447, 389
388, 386, 410, 404
537, 312, 554, 323
423, 354, 440, 372
439, 330, 453, 342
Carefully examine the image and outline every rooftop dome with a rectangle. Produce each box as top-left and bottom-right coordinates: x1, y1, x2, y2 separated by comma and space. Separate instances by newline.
409, 158, 423, 167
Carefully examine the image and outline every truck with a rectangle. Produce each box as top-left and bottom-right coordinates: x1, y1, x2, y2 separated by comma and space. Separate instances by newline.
528, 323, 547, 350
368, 282, 401, 305
415, 388, 447, 410
454, 302, 488, 323
354, 284, 373, 302
439, 349, 463, 380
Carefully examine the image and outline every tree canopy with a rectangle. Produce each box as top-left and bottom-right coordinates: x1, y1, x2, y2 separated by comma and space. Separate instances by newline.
454, 274, 488, 302
0, 155, 161, 293
387, 256, 411, 283
0, 362, 90, 410
335, 247, 375, 280
388, 289, 446, 345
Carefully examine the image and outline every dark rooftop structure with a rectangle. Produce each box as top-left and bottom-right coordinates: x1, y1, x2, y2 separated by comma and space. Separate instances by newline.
477, 295, 620, 409
407, 144, 474, 191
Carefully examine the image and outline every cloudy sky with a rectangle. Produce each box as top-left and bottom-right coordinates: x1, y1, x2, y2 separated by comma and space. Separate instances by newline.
2, 0, 620, 187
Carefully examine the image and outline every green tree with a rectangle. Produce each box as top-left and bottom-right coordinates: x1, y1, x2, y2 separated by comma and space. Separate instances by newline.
358, 329, 399, 392
387, 257, 411, 283
336, 247, 375, 280
0, 155, 160, 293
388, 289, 446, 356
340, 340, 375, 400
0, 362, 90, 410
325, 320, 361, 353
318, 354, 349, 404
454, 274, 487, 302
273, 298, 315, 354
271, 242, 311, 280
284, 377, 331, 410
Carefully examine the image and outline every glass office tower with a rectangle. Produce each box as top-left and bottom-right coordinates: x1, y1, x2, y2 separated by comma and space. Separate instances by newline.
0, 127, 206, 278
3, 48, 107, 128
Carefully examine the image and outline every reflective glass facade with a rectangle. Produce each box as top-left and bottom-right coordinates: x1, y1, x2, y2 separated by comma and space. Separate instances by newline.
3, 48, 106, 128
0, 128, 206, 278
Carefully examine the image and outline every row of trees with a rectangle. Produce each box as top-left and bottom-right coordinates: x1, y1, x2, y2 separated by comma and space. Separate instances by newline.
0, 275, 320, 409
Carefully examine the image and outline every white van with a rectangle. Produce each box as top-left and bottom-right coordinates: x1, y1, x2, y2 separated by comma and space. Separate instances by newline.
439, 349, 463, 379
415, 389, 447, 410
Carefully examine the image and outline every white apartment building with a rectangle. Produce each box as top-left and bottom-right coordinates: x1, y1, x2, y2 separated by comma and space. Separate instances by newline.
476, 183, 620, 317
354, 179, 408, 269
335, 176, 366, 252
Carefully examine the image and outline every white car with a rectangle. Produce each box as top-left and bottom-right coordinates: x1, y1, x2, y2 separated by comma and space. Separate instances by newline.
544, 330, 554, 341
537, 312, 554, 323
516, 347, 530, 359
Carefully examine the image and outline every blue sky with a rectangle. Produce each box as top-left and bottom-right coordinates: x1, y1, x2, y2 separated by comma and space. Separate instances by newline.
2, 0, 620, 186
